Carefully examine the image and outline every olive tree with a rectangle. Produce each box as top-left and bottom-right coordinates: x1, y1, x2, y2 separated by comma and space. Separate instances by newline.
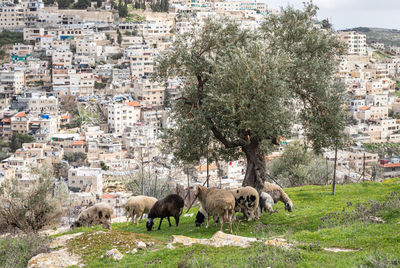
157, 3, 346, 192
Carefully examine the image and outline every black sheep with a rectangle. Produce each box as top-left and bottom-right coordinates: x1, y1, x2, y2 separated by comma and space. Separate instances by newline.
146, 194, 184, 231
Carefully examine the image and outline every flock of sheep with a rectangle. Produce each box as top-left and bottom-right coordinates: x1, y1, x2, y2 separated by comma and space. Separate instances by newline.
70, 182, 293, 234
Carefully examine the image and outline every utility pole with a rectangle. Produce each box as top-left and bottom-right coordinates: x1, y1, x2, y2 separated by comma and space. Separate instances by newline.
140, 147, 144, 195
206, 146, 210, 188
326, 157, 329, 184
362, 152, 366, 182
332, 144, 338, 196
186, 167, 190, 203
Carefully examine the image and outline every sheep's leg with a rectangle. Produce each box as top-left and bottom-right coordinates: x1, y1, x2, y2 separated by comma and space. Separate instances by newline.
175, 215, 180, 226
137, 213, 143, 225
220, 217, 224, 232
205, 216, 209, 229
157, 217, 164, 230
167, 217, 172, 227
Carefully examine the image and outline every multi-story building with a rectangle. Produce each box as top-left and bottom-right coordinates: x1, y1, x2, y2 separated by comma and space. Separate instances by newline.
132, 79, 165, 107
0, 70, 25, 97
338, 31, 367, 55
107, 101, 141, 134
68, 167, 103, 195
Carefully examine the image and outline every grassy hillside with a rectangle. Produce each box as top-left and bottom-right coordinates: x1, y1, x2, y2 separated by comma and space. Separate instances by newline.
63, 180, 400, 267
347, 27, 400, 47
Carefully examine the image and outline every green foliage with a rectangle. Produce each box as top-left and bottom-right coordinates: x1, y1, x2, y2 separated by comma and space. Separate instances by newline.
150, 0, 168, 12
0, 30, 23, 47
100, 161, 109, 171
57, 0, 73, 9
267, 142, 332, 187
10, 133, 35, 152
363, 142, 400, 158
0, 235, 51, 268
0, 168, 62, 233
94, 81, 106, 89
117, 29, 122, 45
63, 152, 87, 166
73, 0, 91, 9
111, 52, 123, 60
118, 0, 128, 18
156, 4, 346, 189
96, 0, 102, 8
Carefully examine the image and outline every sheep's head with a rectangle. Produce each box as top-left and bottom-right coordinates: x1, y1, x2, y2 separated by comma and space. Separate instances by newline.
146, 218, 154, 231
196, 185, 207, 201
285, 201, 293, 212
195, 210, 205, 227
70, 221, 81, 229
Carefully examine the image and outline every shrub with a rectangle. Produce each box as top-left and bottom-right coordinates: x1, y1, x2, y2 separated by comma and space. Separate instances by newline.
0, 168, 62, 234
320, 191, 400, 228
0, 234, 51, 268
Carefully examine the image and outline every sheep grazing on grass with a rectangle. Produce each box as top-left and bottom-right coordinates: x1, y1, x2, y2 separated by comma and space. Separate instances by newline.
230, 186, 260, 221
263, 182, 293, 212
71, 203, 113, 230
196, 185, 235, 233
195, 206, 219, 227
146, 194, 184, 231
259, 192, 275, 214
125, 195, 158, 225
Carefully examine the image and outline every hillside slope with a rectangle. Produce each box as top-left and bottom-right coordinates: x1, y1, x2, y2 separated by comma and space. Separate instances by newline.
59, 180, 400, 267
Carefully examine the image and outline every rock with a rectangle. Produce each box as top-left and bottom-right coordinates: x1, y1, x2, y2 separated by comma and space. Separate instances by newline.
130, 248, 138, 254
136, 241, 146, 249
367, 216, 385, 224
105, 248, 124, 261
324, 247, 357, 252
28, 248, 83, 268
184, 213, 194, 217
49, 233, 83, 249
146, 242, 155, 247
264, 238, 293, 249
172, 231, 258, 248
166, 243, 175, 250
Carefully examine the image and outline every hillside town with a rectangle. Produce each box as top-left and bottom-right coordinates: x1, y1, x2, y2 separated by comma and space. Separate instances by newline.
1, 0, 400, 220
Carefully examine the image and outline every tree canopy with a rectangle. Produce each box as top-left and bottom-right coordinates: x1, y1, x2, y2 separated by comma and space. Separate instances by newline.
156, 3, 346, 191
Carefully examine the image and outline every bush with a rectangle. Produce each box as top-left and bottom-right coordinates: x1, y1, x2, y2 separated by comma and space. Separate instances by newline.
267, 142, 332, 187
0, 234, 51, 268
63, 152, 87, 166
0, 168, 62, 234
10, 133, 35, 152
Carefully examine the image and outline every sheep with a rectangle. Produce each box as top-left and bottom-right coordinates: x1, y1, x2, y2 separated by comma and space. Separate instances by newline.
125, 195, 158, 225
71, 203, 113, 230
230, 186, 260, 221
195, 205, 219, 227
196, 185, 235, 233
259, 192, 275, 214
263, 182, 293, 212
146, 194, 184, 231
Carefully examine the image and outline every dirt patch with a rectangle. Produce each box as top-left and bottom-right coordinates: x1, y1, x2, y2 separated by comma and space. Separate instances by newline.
324, 247, 357, 252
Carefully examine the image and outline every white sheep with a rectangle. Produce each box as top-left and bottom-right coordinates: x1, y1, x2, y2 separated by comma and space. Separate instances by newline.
259, 192, 275, 214
263, 182, 293, 212
125, 195, 158, 225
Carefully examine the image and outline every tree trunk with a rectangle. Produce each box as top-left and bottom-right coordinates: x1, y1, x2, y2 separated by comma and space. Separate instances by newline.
242, 142, 267, 192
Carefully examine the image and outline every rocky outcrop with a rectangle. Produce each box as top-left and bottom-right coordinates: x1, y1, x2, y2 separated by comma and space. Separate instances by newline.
172, 231, 258, 248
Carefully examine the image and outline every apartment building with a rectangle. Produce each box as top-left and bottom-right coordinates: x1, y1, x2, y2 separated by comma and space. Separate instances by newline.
52, 50, 73, 67
68, 167, 103, 195
132, 79, 165, 107
0, 3, 25, 29
107, 101, 141, 134
338, 31, 367, 55
0, 70, 25, 97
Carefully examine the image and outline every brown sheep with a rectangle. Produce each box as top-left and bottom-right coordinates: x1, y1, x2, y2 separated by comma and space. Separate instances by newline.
196, 185, 235, 233
230, 186, 260, 221
125, 195, 158, 225
71, 203, 113, 230
263, 182, 293, 212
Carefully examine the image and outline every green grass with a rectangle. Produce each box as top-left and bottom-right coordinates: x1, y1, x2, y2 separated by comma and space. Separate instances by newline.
63, 181, 400, 267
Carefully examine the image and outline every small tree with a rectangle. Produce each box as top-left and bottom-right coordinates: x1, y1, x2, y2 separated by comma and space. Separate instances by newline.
10, 133, 35, 152
0, 168, 62, 233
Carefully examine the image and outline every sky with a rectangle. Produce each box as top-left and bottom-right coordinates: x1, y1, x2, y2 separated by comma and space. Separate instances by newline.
266, 0, 400, 30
